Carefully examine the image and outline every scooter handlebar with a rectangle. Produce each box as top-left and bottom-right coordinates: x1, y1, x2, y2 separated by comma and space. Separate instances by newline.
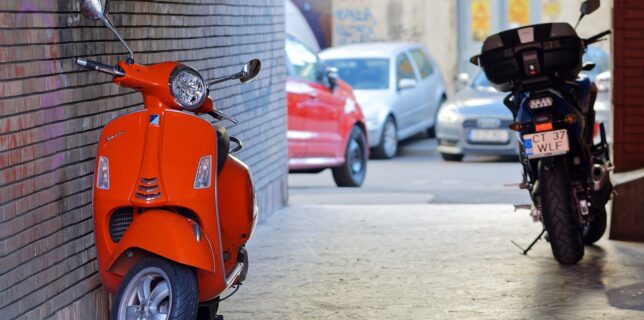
585, 30, 611, 46
75, 58, 125, 77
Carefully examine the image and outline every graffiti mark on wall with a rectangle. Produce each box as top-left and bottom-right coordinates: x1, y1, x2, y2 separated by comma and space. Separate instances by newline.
334, 6, 377, 45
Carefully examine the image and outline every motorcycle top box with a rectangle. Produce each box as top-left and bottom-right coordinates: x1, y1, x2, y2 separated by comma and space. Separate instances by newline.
478, 23, 584, 92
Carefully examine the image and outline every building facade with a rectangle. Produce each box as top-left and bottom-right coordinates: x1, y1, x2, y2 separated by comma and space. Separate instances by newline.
0, 0, 286, 318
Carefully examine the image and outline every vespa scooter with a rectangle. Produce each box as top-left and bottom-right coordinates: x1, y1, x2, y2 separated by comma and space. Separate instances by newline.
77, 1, 259, 319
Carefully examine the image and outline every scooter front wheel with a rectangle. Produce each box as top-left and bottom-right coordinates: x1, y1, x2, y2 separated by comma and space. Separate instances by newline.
111, 257, 198, 320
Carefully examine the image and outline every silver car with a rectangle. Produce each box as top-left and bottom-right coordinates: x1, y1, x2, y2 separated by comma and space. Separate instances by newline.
320, 43, 447, 159
436, 72, 518, 161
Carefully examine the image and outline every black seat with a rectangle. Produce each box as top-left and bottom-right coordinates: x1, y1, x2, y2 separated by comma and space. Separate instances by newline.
213, 125, 230, 173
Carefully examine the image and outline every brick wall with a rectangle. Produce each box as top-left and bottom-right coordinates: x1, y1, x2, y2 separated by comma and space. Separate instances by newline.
0, 0, 287, 319
613, 0, 644, 172
610, 0, 644, 241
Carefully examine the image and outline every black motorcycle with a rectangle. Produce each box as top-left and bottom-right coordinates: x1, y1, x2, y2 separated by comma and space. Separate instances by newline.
471, 0, 613, 264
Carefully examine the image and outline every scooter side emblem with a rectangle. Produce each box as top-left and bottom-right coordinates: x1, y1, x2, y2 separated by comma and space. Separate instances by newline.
105, 130, 125, 142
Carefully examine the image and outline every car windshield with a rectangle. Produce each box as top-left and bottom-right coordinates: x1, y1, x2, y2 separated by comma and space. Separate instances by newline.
324, 59, 390, 90
470, 71, 495, 91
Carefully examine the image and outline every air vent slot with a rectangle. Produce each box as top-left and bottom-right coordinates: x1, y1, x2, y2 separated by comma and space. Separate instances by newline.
137, 177, 161, 200
109, 208, 134, 243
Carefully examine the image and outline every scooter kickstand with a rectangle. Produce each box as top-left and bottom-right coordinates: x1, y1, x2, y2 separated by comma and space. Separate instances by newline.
511, 228, 546, 255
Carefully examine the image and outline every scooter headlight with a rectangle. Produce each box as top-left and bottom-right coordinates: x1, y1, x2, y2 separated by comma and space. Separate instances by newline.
194, 155, 212, 189
169, 66, 206, 110
96, 156, 110, 190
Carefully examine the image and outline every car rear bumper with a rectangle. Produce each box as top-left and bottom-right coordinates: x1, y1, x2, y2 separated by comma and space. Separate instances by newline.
437, 119, 519, 156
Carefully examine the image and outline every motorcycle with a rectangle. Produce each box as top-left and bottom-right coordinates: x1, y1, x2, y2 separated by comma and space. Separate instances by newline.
471, 0, 613, 264
77, 1, 259, 319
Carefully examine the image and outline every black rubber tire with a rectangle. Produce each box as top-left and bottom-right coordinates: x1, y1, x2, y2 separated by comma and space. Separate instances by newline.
583, 206, 607, 245
427, 96, 446, 138
440, 152, 464, 162
372, 117, 397, 159
332, 127, 368, 187
539, 159, 584, 265
111, 257, 199, 320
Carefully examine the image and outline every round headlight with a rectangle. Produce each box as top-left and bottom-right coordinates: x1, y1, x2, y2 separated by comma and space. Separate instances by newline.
169, 66, 206, 110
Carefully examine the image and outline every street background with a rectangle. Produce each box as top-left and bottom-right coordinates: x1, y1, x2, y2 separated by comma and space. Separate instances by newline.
220, 137, 644, 319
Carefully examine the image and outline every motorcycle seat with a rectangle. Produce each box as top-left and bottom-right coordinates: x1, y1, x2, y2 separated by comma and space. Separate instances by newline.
213, 125, 230, 173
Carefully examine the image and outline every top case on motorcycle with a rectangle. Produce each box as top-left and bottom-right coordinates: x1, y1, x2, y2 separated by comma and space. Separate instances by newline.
213, 125, 230, 174
479, 23, 584, 92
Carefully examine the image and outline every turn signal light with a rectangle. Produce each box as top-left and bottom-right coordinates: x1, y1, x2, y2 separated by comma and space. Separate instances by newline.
509, 122, 523, 131
564, 114, 578, 125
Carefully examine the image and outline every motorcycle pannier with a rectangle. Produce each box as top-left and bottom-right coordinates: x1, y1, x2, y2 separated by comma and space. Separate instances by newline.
478, 23, 584, 92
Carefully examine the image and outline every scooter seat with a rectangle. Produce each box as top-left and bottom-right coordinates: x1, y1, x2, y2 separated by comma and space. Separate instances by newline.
213, 125, 230, 173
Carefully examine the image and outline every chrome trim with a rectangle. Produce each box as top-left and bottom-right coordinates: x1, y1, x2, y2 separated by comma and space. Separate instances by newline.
190, 220, 201, 242
225, 262, 244, 289
137, 185, 160, 192
135, 192, 161, 200
140, 177, 158, 185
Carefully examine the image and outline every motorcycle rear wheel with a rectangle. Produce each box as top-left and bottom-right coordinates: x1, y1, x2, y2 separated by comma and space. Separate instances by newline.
539, 159, 584, 265
111, 257, 199, 320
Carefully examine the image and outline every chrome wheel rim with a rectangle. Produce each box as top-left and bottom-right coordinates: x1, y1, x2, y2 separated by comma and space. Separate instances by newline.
118, 267, 171, 320
383, 120, 397, 157
348, 137, 364, 175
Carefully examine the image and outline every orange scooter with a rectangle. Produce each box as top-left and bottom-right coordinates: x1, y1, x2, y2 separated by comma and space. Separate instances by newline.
77, 1, 259, 319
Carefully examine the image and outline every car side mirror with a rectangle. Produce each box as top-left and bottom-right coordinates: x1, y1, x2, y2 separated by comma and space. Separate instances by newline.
582, 62, 596, 72
398, 78, 417, 91
457, 73, 470, 88
326, 66, 338, 91
470, 54, 480, 66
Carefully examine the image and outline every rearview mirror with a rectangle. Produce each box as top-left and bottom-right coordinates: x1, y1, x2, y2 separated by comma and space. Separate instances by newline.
326, 66, 338, 91
240, 59, 261, 83
470, 54, 480, 66
398, 78, 417, 91
580, 0, 600, 15
80, 0, 108, 20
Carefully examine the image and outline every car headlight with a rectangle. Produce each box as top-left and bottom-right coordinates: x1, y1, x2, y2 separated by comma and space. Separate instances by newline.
437, 107, 462, 123
169, 66, 206, 110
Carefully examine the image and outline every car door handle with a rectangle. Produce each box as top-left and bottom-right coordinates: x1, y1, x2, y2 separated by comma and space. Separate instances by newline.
306, 92, 318, 99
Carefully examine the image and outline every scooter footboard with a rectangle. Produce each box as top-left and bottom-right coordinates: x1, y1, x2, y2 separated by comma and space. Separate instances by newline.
107, 210, 218, 275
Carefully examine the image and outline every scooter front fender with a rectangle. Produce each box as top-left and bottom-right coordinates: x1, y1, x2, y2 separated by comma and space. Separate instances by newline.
108, 209, 216, 275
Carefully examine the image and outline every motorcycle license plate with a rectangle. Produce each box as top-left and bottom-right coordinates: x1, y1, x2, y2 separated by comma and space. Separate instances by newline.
523, 129, 569, 159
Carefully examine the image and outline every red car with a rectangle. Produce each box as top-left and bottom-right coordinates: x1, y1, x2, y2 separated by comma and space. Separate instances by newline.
286, 35, 369, 187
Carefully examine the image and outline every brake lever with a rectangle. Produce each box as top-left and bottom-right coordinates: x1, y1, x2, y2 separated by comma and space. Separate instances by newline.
208, 110, 238, 124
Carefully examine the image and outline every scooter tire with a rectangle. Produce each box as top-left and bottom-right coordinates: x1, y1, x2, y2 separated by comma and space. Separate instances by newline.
539, 159, 584, 265
110, 257, 199, 320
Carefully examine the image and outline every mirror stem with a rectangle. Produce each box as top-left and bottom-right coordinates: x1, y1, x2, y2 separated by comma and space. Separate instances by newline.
101, 16, 135, 64
574, 13, 585, 29
206, 72, 244, 87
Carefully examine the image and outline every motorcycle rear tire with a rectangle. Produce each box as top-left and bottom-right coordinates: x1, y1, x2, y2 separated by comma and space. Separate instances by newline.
583, 206, 607, 245
539, 158, 584, 265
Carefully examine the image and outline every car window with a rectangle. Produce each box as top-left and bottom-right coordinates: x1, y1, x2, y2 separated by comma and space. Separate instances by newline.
285, 37, 319, 83
324, 59, 390, 90
409, 48, 433, 78
396, 53, 417, 83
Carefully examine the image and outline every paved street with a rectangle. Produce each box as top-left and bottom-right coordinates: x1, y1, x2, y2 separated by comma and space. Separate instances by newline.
220, 137, 644, 319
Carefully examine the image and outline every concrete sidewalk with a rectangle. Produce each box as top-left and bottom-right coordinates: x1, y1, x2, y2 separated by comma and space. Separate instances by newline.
219, 204, 644, 320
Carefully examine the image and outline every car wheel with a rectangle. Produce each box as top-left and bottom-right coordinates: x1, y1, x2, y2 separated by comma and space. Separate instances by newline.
440, 152, 464, 162
372, 117, 397, 159
332, 127, 368, 187
111, 257, 198, 320
427, 96, 446, 138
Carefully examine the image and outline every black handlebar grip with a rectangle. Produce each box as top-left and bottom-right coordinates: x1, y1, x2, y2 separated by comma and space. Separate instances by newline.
75, 58, 125, 77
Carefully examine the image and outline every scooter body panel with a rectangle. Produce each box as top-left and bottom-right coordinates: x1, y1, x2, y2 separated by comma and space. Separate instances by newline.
93, 106, 233, 300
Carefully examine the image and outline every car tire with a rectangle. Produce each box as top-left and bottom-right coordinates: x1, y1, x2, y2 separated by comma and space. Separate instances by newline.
427, 96, 446, 138
111, 257, 198, 320
372, 117, 397, 159
440, 152, 464, 162
333, 127, 368, 187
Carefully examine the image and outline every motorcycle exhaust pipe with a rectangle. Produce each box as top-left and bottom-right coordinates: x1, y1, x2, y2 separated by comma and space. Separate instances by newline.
591, 164, 610, 191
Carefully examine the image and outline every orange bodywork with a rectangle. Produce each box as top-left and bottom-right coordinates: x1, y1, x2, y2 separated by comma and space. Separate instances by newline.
93, 61, 256, 302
